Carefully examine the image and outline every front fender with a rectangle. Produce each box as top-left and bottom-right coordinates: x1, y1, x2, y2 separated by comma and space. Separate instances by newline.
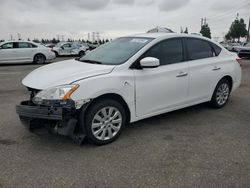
70, 72, 136, 122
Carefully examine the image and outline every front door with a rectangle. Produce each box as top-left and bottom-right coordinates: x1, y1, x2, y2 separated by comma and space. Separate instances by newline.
59, 43, 72, 55
0, 42, 16, 63
134, 38, 189, 118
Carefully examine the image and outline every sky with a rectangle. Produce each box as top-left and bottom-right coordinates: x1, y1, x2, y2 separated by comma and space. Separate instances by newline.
0, 0, 249, 42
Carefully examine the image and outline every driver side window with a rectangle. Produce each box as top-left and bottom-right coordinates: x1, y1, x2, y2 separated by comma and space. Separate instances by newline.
62, 43, 72, 48
142, 38, 184, 66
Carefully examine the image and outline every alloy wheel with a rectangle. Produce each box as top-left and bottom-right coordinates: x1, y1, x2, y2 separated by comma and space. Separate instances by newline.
216, 83, 230, 106
91, 106, 122, 141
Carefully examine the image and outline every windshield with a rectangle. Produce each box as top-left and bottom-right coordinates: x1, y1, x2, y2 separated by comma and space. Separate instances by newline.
79, 37, 153, 65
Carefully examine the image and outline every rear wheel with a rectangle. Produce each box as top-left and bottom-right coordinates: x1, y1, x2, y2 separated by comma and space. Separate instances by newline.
33, 54, 46, 64
210, 79, 231, 108
80, 99, 126, 145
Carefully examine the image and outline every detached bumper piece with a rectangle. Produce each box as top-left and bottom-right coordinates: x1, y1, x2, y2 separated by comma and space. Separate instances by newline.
16, 100, 85, 144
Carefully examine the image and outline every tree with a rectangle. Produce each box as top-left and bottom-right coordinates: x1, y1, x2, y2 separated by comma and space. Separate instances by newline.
225, 32, 231, 41
51, 38, 57, 44
180, 26, 184, 33
184, 27, 188, 34
200, 24, 211, 39
33, 39, 40, 43
225, 17, 248, 42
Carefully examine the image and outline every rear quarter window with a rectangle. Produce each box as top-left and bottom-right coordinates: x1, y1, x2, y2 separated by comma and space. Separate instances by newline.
210, 43, 222, 56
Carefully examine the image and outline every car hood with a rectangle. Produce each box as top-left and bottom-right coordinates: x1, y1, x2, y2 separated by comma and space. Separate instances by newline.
22, 59, 115, 90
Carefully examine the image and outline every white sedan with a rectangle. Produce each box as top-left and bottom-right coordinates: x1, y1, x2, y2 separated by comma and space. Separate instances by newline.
16, 33, 242, 145
0, 41, 56, 64
52, 42, 89, 57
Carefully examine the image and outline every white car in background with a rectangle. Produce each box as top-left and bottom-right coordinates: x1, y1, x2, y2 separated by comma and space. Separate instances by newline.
238, 43, 250, 58
52, 42, 89, 57
226, 43, 241, 52
16, 33, 242, 145
0, 41, 55, 64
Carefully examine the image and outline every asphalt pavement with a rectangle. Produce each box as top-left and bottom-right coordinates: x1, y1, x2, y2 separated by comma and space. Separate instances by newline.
0, 58, 249, 188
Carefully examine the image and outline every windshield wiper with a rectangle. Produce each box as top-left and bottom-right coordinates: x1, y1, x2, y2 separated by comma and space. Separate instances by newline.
80, 59, 102, 64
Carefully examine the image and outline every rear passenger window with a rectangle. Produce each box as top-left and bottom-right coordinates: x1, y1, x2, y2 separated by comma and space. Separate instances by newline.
142, 39, 183, 65
186, 39, 214, 60
18, 42, 35, 48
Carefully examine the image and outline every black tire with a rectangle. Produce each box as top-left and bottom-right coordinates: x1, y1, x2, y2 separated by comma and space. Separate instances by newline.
210, 79, 231, 108
80, 99, 126, 145
79, 51, 85, 57
33, 54, 46, 64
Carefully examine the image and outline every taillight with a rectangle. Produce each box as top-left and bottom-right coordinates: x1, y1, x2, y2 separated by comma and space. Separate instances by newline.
236, 58, 243, 68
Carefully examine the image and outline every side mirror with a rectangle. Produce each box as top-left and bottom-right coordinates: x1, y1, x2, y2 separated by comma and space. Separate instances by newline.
61, 46, 64, 50
140, 57, 160, 68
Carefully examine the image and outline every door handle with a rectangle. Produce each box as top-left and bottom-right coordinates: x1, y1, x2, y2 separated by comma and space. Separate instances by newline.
176, 72, 188, 77
212, 66, 221, 71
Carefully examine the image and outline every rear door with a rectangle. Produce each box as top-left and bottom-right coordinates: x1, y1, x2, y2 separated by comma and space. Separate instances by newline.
15, 42, 37, 62
185, 38, 222, 103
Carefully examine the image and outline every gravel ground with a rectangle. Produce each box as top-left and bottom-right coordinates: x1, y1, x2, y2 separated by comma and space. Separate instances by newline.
0, 58, 249, 188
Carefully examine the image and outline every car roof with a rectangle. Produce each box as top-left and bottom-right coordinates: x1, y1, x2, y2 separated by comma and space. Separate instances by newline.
0, 41, 35, 45
0, 41, 34, 43
127, 33, 208, 40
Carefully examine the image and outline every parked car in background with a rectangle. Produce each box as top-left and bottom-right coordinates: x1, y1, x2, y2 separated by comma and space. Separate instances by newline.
44, 43, 56, 48
52, 42, 89, 57
226, 43, 241, 52
220, 42, 230, 50
238, 43, 250, 58
88, 43, 100, 50
0, 41, 55, 64
16, 33, 242, 145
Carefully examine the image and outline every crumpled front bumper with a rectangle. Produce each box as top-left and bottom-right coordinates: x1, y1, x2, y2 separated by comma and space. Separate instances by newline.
16, 100, 86, 143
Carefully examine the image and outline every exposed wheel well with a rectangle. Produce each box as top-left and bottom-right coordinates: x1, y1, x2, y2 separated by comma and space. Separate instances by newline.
85, 93, 131, 124
220, 75, 233, 91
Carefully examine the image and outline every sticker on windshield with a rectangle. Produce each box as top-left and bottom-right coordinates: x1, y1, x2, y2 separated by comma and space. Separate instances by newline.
130, 39, 148, 43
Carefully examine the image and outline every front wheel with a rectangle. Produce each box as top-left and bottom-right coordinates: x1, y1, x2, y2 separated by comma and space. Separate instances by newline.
80, 99, 126, 145
210, 79, 231, 108
79, 51, 85, 57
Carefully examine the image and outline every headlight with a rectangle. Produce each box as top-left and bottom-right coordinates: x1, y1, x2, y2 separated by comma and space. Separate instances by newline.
33, 84, 79, 105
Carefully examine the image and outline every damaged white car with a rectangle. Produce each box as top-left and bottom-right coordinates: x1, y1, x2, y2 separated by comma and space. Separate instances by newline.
16, 33, 242, 145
